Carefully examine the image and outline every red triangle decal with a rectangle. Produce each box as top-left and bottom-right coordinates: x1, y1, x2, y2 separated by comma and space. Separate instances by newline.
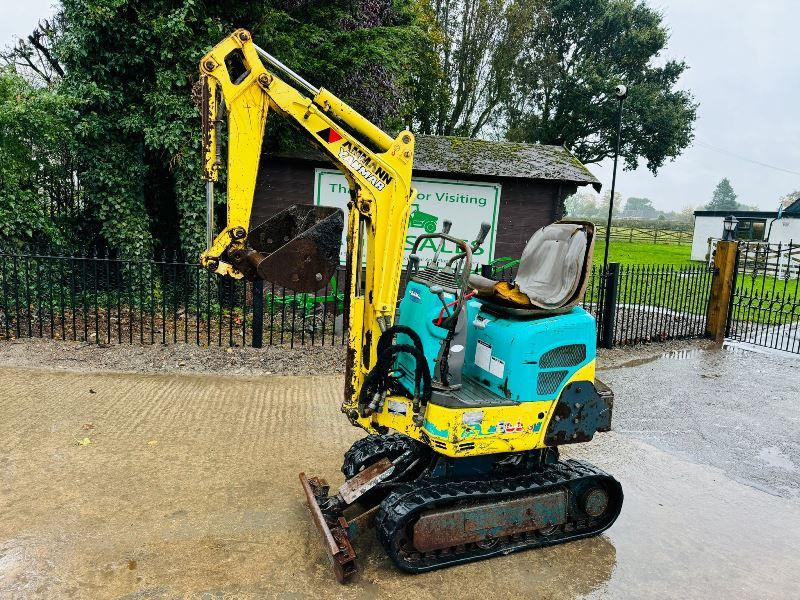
317, 127, 342, 144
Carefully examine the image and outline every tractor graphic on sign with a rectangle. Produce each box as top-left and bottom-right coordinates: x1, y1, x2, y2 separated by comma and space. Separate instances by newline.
408, 204, 439, 233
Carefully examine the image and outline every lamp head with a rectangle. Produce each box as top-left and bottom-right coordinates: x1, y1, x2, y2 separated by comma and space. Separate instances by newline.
722, 215, 739, 240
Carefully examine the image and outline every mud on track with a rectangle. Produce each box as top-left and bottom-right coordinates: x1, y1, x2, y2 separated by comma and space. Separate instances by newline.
1, 366, 799, 599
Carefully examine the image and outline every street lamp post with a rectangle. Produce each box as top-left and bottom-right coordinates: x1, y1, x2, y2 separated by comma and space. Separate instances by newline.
601, 84, 628, 275
598, 85, 628, 348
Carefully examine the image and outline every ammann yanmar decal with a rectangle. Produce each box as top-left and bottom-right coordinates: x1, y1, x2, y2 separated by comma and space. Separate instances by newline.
338, 141, 393, 191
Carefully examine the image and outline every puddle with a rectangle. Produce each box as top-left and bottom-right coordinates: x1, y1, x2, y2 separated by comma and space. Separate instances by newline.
604, 348, 706, 370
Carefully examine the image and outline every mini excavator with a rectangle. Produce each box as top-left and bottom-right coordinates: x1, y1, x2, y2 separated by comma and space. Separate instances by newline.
199, 30, 622, 583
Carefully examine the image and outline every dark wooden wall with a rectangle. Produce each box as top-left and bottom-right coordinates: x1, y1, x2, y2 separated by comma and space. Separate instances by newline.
252, 157, 579, 262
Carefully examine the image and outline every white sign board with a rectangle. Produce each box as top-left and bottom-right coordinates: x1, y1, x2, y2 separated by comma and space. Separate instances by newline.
313, 169, 501, 265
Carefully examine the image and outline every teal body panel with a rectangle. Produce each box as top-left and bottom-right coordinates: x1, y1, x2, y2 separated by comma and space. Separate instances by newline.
462, 302, 596, 402
395, 280, 453, 381
394, 281, 597, 404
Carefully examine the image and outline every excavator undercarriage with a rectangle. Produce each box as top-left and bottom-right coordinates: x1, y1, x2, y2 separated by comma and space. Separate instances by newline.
302, 434, 622, 582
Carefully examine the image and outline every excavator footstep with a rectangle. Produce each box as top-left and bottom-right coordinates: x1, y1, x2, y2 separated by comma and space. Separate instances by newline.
248, 204, 344, 292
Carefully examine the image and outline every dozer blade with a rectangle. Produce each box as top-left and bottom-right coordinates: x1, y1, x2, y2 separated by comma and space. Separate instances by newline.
247, 205, 344, 292
299, 472, 358, 583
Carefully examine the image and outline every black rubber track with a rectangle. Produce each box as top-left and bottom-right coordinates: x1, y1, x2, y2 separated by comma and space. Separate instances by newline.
342, 434, 429, 479
375, 459, 623, 573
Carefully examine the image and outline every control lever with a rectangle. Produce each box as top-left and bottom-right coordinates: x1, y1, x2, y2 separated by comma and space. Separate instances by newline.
404, 253, 421, 291
447, 221, 492, 270
408, 254, 421, 274
473, 222, 490, 249
429, 285, 451, 318
432, 220, 453, 264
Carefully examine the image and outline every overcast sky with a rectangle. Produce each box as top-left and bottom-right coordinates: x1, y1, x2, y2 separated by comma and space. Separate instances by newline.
3, 0, 799, 212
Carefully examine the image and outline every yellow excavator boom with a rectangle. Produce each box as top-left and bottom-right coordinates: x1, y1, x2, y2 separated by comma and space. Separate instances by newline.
199, 29, 416, 418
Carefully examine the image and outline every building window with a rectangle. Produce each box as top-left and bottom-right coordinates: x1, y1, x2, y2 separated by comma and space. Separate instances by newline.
736, 218, 766, 241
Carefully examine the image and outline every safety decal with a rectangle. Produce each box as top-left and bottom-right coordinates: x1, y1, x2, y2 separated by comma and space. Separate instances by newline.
489, 356, 505, 378
316, 127, 343, 144
460, 419, 534, 439
387, 400, 407, 416
475, 339, 491, 371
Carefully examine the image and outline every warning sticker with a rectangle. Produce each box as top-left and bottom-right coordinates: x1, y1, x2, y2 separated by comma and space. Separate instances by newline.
490, 356, 505, 378
475, 340, 491, 371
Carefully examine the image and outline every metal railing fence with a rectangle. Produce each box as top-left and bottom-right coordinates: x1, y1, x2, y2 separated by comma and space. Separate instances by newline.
727, 241, 800, 354
0, 250, 716, 350
0, 250, 347, 348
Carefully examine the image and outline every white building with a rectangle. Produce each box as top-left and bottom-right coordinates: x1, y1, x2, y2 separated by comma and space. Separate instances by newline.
691, 199, 800, 261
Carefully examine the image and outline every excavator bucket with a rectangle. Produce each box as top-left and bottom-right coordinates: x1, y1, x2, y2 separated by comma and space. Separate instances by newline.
246, 204, 344, 292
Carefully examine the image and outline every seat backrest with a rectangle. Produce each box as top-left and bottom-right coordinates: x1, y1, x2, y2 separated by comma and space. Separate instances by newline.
514, 221, 595, 310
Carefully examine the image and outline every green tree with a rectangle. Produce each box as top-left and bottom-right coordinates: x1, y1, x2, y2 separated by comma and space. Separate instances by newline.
56, 1, 430, 258
504, 0, 696, 174
563, 191, 598, 217
706, 178, 738, 211
597, 190, 622, 220
621, 196, 658, 219
624, 197, 653, 211
413, 0, 538, 136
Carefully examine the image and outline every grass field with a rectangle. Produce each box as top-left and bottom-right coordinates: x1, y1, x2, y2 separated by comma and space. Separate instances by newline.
586, 242, 799, 324
591, 241, 694, 267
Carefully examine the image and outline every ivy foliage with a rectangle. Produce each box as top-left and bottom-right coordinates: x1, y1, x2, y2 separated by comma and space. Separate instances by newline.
0, 68, 77, 250
56, 0, 430, 259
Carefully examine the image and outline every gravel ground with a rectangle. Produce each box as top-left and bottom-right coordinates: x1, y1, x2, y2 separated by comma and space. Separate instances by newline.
0, 338, 346, 376
612, 305, 707, 345
0, 336, 709, 376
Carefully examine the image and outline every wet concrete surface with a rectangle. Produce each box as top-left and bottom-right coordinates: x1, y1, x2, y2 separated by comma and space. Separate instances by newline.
601, 343, 800, 501
0, 345, 799, 598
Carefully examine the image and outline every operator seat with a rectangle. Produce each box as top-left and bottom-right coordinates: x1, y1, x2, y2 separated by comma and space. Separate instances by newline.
469, 221, 595, 314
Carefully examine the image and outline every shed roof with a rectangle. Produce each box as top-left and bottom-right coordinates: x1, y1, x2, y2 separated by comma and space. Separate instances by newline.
694, 207, 800, 219
413, 136, 601, 190
275, 134, 601, 190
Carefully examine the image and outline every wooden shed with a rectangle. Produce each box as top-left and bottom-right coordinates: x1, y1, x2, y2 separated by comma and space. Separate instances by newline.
253, 135, 600, 263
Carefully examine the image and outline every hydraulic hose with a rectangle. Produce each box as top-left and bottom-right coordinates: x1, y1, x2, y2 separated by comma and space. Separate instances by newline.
358, 343, 432, 419
377, 325, 427, 395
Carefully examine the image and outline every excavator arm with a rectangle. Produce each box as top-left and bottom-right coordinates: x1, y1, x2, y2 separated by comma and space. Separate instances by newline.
199, 29, 416, 419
